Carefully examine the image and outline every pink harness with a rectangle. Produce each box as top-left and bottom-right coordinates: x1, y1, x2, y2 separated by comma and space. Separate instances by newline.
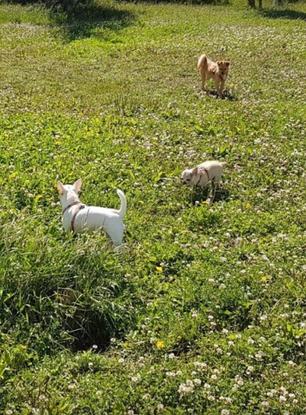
62, 202, 86, 232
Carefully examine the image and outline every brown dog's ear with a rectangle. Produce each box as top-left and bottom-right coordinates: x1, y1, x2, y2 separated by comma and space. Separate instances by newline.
225, 61, 230, 66
217, 61, 222, 66
57, 181, 65, 195
73, 178, 82, 193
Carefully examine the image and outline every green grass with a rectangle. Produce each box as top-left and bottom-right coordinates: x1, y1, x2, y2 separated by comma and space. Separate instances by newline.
0, 0, 305, 413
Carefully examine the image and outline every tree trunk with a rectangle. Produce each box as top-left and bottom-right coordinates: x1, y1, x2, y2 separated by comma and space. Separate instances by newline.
248, 0, 256, 8
258, 0, 263, 9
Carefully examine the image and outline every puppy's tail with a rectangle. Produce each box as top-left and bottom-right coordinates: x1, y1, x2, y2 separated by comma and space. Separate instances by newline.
220, 162, 227, 167
116, 189, 127, 218
197, 54, 208, 71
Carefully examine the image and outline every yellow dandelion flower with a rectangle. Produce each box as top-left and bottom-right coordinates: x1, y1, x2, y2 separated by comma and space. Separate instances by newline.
156, 340, 165, 349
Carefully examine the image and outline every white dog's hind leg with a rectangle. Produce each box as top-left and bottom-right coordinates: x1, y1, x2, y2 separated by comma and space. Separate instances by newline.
208, 179, 217, 204
105, 221, 124, 246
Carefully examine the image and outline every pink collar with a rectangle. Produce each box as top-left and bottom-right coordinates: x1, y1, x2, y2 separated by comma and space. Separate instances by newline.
62, 201, 82, 215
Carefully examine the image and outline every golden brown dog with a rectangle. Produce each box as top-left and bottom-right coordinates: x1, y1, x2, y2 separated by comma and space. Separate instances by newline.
197, 54, 230, 97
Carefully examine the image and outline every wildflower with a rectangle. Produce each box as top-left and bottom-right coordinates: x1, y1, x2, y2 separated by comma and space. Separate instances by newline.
194, 378, 202, 386
168, 353, 175, 359
194, 361, 207, 369
157, 403, 164, 412
131, 374, 141, 383
279, 395, 287, 402
156, 340, 165, 350
178, 382, 194, 397
156, 266, 163, 273
221, 410, 230, 415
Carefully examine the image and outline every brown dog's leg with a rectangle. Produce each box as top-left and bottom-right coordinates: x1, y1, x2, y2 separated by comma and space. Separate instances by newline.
218, 80, 225, 97
201, 72, 207, 91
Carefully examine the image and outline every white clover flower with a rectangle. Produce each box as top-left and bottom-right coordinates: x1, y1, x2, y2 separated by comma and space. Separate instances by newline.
178, 383, 194, 396
221, 409, 230, 415
261, 401, 269, 407
211, 374, 218, 380
279, 395, 287, 402
280, 386, 288, 394
204, 383, 211, 389
131, 374, 141, 383
247, 337, 255, 345
194, 378, 202, 386
168, 353, 175, 359
246, 365, 254, 375
193, 361, 207, 369
157, 403, 164, 412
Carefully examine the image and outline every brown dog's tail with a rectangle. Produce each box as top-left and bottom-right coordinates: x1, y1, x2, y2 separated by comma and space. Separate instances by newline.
197, 54, 208, 71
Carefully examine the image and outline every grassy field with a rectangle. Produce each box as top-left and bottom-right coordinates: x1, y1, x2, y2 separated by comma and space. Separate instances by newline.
0, 0, 305, 413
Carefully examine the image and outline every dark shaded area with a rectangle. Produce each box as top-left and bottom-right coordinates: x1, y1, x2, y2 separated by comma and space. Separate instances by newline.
260, 8, 306, 21
6, 0, 136, 41
124, 0, 228, 3
200, 89, 238, 101
190, 186, 230, 205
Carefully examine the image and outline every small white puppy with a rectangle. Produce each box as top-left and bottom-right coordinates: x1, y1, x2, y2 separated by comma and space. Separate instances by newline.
57, 179, 127, 246
181, 160, 226, 202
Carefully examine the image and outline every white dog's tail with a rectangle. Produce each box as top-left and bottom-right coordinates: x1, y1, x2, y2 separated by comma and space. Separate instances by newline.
116, 189, 127, 218
197, 54, 208, 70
220, 162, 227, 167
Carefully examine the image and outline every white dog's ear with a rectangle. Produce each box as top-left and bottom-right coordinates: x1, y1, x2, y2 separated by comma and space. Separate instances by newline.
73, 178, 82, 193
57, 181, 65, 195
191, 167, 198, 176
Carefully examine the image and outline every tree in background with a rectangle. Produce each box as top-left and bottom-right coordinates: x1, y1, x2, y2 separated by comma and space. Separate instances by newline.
248, 0, 263, 8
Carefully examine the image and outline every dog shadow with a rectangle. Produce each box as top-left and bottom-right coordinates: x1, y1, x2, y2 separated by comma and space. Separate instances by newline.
190, 187, 230, 205
199, 89, 237, 101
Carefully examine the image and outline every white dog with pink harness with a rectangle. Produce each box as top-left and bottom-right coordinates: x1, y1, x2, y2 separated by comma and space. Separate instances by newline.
57, 179, 127, 246
181, 160, 226, 202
